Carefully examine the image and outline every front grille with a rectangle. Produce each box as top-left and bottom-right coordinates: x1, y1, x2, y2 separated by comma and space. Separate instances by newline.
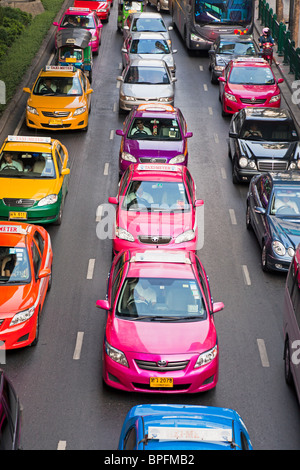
41, 123, 71, 129
42, 111, 70, 117
139, 158, 167, 163
257, 160, 288, 171
138, 236, 171, 245
135, 359, 189, 371
3, 198, 35, 207
240, 98, 266, 104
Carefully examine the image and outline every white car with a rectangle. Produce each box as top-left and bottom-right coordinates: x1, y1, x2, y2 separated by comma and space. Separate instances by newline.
123, 11, 172, 42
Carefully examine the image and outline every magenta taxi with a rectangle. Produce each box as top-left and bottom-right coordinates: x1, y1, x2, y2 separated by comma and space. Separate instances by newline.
73, 0, 110, 22
97, 249, 224, 393
108, 163, 203, 255
53, 7, 103, 54
218, 57, 283, 116
115, 104, 193, 176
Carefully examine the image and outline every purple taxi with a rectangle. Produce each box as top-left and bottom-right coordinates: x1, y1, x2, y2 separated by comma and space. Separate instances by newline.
115, 103, 193, 176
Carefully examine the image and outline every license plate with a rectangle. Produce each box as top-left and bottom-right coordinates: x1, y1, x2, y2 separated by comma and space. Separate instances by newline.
9, 211, 27, 220
150, 377, 173, 388
49, 119, 63, 126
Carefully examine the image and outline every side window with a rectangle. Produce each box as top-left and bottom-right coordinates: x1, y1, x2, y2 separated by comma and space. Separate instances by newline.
80, 72, 87, 92
0, 376, 19, 450
196, 258, 211, 311
0, 398, 10, 450
31, 240, 42, 278
240, 432, 249, 450
55, 148, 63, 175
257, 175, 271, 210
123, 426, 137, 450
119, 168, 130, 196
185, 169, 194, 202
34, 231, 45, 257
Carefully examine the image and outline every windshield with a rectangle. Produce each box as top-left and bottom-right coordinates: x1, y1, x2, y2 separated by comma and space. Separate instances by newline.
130, 38, 170, 54
116, 277, 207, 320
124, 66, 170, 84
270, 189, 300, 217
0, 247, 31, 284
194, 0, 253, 24
240, 121, 299, 141
229, 66, 275, 85
33, 76, 83, 96
61, 14, 95, 28
124, 1, 143, 11
128, 117, 181, 140
132, 17, 167, 32
122, 180, 190, 211
218, 40, 256, 55
0, 151, 56, 178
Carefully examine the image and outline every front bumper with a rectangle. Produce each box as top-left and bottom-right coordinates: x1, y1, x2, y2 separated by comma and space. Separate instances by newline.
0, 308, 38, 349
119, 97, 174, 112
119, 155, 187, 174
0, 199, 62, 225
223, 96, 281, 115
102, 347, 218, 394
112, 235, 197, 256
26, 109, 89, 131
265, 245, 293, 272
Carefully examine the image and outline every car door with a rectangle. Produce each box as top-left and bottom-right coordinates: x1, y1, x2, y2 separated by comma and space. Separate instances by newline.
229, 110, 243, 162
252, 175, 272, 244
122, 36, 131, 68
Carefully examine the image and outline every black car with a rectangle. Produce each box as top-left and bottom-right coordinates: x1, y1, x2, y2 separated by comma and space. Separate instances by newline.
208, 34, 256, 84
228, 108, 300, 184
246, 171, 300, 272
0, 369, 21, 450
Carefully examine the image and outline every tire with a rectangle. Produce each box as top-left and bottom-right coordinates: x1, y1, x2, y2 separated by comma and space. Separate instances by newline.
47, 265, 52, 292
221, 99, 228, 117
261, 243, 270, 272
284, 339, 293, 385
246, 203, 252, 230
232, 164, 239, 185
53, 203, 63, 225
30, 313, 40, 347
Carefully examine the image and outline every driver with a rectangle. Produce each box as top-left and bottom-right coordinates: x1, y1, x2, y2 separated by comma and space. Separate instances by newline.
134, 278, 156, 305
131, 120, 152, 135
243, 124, 263, 139
275, 194, 299, 214
0, 153, 23, 172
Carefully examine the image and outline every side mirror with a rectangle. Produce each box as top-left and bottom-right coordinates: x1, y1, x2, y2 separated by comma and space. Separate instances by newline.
108, 196, 118, 205
23, 87, 31, 94
86, 88, 93, 95
117, 76, 124, 82
168, 26, 173, 30
98, 24, 103, 29
124, 25, 129, 30
116, 129, 125, 136
172, 77, 177, 82
212, 302, 224, 314
194, 199, 204, 207
53, 21, 59, 26
121, 48, 127, 53
185, 131, 193, 138
96, 299, 110, 310
39, 268, 51, 279
254, 206, 266, 215
172, 49, 177, 54
208, 49, 215, 56
277, 78, 284, 84
218, 76, 225, 82
229, 131, 238, 138
61, 168, 70, 176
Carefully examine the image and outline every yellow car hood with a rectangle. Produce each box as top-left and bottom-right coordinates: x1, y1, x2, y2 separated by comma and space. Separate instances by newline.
0, 177, 61, 200
28, 95, 86, 110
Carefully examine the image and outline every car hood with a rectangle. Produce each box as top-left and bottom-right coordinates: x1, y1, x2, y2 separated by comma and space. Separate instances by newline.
240, 140, 298, 159
216, 53, 252, 66
122, 83, 173, 98
118, 209, 193, 237
123, 138, 185, 157
0, 284, 34, 317
227, 83, 279, 98
28, 95, 86, 110
107, 316, 214, 354
0, 178, 61, 200
269, 216, 300, 248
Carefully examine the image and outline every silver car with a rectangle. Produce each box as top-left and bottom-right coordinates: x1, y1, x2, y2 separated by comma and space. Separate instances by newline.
123, 12, 173, 44
147, 0, 169, 12
121, 32, 177, 76
117, 58, 176, 113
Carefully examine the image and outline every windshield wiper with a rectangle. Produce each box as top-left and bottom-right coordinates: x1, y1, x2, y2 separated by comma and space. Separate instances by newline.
131, 315, 197, 321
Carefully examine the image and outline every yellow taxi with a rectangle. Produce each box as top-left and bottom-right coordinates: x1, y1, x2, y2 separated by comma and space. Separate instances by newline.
23, 65, 93, 131
0, 135, 70, 225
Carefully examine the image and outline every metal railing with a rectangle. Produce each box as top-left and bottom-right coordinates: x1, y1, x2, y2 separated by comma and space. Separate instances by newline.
258, 0, 300, 79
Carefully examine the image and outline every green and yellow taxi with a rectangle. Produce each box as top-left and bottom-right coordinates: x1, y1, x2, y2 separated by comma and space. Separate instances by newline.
0, 136, 70, 225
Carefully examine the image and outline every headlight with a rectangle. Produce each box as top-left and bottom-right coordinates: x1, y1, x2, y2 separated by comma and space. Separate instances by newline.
289, 160, 300, 170
239, 157, 248, 168
120, 93, 133, 101
190, 33, 205, 42
272, 240, 286, 256
105, 340, 129, 367
10, 305, 35, 327
116, 227, 134, 242
121, 152, 137, 162
175, 229, 195, 244
27, 105, 39, 115
214, 66, 225, 71
73, 106, 86, 116
194, 345, 218, 368
269, 94, 280, 103
91, 35, 97, 41
224, 92, 237, 102
37, 194, 58, 206
158, 97, 173, 102
288, 247, 295, 257
169, 154, 186, 164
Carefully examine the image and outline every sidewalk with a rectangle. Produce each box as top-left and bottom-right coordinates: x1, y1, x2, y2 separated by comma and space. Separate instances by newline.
253, 0, 300, 129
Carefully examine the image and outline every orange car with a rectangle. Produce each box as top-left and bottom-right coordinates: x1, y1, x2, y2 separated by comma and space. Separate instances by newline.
0, 222, 53, 349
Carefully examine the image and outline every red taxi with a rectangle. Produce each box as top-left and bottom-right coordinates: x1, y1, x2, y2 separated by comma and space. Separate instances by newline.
73, 0, 110, 22
53, 7, 103, 54
108, 163, 203, 255
218, 57, 283, 116
0, 222, 52, 349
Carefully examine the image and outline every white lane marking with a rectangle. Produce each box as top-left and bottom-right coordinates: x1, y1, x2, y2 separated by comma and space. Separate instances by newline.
13, 112, 25, 135
109, 129, 114, 140
229, 209, 237, 225
119, 62, 122, 70
199, 65, 203, 71
96, 204, 103, 222
214, 133, 219, 143
104, 163, 109, 175
203, 83, 208, 91
57, 441, 67, 450
73, 332, 84, 360
257, 339, 270, 367
208, 106, 213, 115
113, 102, 117, 112
221, 167, 227, 179
48, 53, 55, 65
242, 265, 251, 285
87, 259, 95, 279
116, 81, 120, 88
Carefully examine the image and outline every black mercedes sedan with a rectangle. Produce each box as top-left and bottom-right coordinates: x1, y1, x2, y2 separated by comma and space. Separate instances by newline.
246, 171, 300, 272
228, 107, 300, 184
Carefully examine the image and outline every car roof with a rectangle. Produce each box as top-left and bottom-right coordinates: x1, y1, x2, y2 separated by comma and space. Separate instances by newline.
130, 32, 168, 40
266, 171, 300, 184
0, 222, 34, 247
130, 12, 165, 18
65, 7, 93, 14
243, 107, 293, 121
131, 163, 184, 181
129, 58, 167, 67
126, 250, 195, 278
132, 103, 177, 118
40, 65, 78, 77
218, 34, 254, 42
2, 135, 54, 153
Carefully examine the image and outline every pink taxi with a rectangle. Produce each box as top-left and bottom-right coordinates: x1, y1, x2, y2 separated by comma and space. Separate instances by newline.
108, 163, 203, 255
53, 7, 103, 54
73, 0, 111, 22
97, 250, 224, 393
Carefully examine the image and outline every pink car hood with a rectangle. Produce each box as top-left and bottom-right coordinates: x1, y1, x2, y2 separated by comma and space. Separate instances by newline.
228, 83, 279, 99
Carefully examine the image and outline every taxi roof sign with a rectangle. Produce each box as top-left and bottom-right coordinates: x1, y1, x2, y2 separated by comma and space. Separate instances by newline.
137, 164, 179, 172
45, 65, 74, 72
131, 251, 191, 264
69, 6, 90, 11
0, 224, 26, 235
137, 103, 175, 113
7, 135, 51, 144
148, 426, 233, 443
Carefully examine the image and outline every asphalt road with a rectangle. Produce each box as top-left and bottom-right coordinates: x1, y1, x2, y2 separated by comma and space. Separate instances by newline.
1, 5, 300, 450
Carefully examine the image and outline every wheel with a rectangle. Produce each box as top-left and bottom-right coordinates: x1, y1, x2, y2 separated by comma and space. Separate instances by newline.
246, 203, 252, 230
210, 68, 218, 84
232, 164, 239, 185
30, 313, 40, 347
284, 339, 293, 385
261, 243, 270, 272
53, 203, 63, 225
221, 99, 228, 117
47, 265, 52, 292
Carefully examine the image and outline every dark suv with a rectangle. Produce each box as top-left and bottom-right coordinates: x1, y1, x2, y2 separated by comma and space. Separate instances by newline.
228, 107, 300, 184
0, 369, 21, 450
